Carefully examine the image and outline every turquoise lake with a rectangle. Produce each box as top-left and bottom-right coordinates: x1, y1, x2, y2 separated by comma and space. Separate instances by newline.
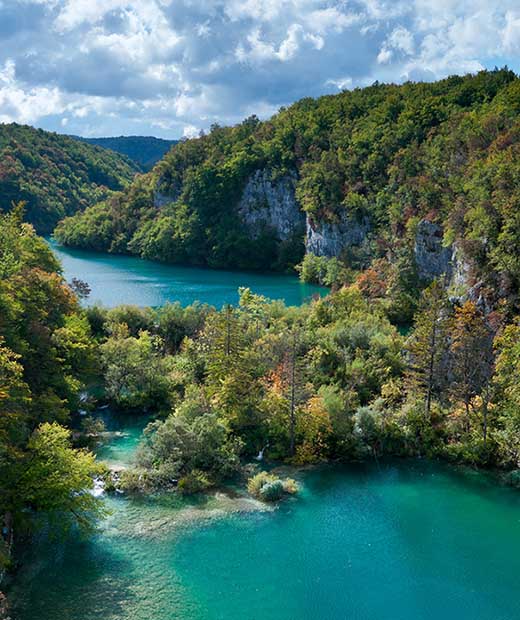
10, 242, 520, 620
9, 410, 520, 620
48, 239, 325, 308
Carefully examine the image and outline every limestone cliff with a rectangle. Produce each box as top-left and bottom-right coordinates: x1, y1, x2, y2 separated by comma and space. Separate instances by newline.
305, 212, 370, 258
414, 219, 478, 302
237, 169, 304, 240
414, 220, 453, 281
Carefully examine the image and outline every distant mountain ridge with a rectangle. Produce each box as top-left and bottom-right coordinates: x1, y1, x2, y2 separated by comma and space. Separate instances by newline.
0, 123, 138, 233
72, 135, 178, 171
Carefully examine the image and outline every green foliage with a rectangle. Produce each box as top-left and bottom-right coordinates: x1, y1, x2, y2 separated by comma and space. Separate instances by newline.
20, 423, 106, 534
6, 70, 520, 528
100, 327, 175, 411
55, 68, 520, 296
135, 390, 243, 489
297, 253, 349, 287
0, 211, 94, 423
247, 471, 299, 502
155, 302, 212, 353
0, 123, 137, 232
405, 281, 451, 419
177, 470, 211, 495
0, 212, 104, 535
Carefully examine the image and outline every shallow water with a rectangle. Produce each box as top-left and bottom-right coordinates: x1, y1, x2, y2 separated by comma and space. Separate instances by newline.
48, 239, 325, 308
10, 413, 520, 620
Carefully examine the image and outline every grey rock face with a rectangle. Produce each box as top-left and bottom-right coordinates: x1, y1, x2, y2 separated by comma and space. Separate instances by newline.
450, 243, 471, 289
153, 175, 181, 208
305, 212, 370, 258
414, 220, 453, 280
238, 169, 304, 240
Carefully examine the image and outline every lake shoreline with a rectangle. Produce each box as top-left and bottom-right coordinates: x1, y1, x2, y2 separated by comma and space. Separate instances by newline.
46, 237, 327, 308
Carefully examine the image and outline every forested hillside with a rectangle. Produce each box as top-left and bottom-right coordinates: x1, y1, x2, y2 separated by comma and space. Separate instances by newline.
2, 185, 520, 599
56, 69, 520, 318
2, 208, 520, 533
0, 206, 104, 549
0, 124, 138, 233
73, 136, 178, 171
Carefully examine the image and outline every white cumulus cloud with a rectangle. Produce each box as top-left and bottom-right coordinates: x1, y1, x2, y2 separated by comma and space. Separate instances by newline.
0, 0, 518, 137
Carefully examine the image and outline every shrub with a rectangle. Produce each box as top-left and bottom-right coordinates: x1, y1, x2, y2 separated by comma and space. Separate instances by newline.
259, 480, 285, 501
247, 471, 299, 502
282, 478, 299, 494
247, 471, 275, 496
118, 468, 150, 493
177, 470, 212, 495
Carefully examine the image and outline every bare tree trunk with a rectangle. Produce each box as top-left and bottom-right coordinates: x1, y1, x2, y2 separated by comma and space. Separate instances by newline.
289, 331, 297, 457
482, 384, 490, 445
226, 306, 231, 356
425, 313, 439, 419
464, 399, 471, 434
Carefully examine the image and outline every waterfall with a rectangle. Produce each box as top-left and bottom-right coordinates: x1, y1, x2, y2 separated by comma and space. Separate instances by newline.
90, 477, 105, 498
255, 443, 269, 461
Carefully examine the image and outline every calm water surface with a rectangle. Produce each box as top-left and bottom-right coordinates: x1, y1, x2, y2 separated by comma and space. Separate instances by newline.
13, 243, 520, 619
10, 412, 520, 620
48, 239, 325, 308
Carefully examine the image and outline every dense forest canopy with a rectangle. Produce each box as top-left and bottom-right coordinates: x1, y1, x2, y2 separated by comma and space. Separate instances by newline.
0, 124, 138, 233
72, 136, 178, 171
55, 69, 520, 321
0, 207, 104, 541
3, 209, 520, 526
2, 68, 520, 571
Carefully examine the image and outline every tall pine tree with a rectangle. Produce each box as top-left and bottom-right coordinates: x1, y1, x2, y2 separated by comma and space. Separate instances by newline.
406, 281, 450, 419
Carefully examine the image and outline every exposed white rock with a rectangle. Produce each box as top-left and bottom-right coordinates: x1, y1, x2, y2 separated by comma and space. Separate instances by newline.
238, 169, 304, 240
305, 212, 370, 257
450, 243, 472, 289
414, 220, 452, 280
415, 220, 479, 304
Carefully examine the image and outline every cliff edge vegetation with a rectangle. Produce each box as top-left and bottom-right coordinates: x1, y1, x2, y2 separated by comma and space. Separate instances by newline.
55, 69, 520, 321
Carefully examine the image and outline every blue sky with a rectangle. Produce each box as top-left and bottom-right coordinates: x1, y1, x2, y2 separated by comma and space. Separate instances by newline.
0, 0, 519, 138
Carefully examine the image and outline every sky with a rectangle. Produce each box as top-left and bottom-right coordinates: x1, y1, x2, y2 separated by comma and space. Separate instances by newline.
0, 0, 519, 139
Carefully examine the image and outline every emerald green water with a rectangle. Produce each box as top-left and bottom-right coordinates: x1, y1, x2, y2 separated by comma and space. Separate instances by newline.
11, 247, 520, 618
10, 412, 520, 620
48, 239, 325, 308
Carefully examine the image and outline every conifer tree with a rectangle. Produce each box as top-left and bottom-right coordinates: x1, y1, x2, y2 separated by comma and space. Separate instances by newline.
406, 281, 450, 419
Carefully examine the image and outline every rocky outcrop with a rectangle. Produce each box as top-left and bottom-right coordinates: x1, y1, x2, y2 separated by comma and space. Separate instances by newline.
238, 169, 304, 240
153, 175, 181, 208
414, 220, 452, 280
414, 219, 480, 302
305, 212, 370, 258
449, 243, 472, 290
0, 591, 9, 620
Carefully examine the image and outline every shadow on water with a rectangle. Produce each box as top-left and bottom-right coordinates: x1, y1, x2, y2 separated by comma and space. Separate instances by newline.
9, 536, 135, 620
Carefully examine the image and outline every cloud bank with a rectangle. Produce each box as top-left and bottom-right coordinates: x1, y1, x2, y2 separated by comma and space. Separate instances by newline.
0, 0, 519, 137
